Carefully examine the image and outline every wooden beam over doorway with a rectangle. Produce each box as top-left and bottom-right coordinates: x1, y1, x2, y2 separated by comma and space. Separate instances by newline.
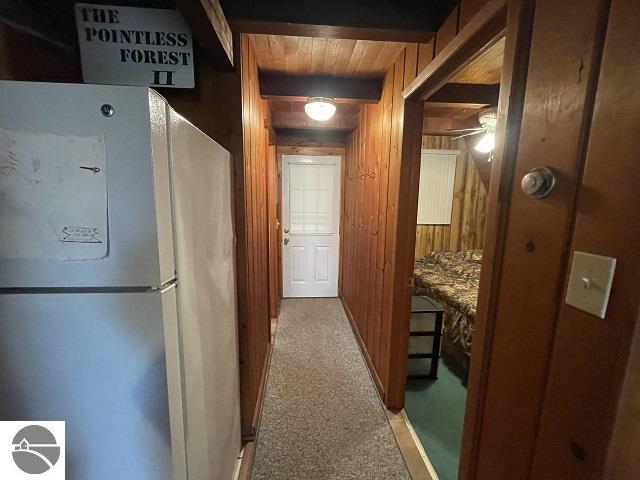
230, 19, 434, 43
403, 0, 508, 101
427, 82, 500, 106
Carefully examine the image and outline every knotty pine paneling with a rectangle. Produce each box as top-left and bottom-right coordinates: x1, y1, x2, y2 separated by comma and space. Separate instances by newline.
340, 46, 420, 399
414, 135, 488, 258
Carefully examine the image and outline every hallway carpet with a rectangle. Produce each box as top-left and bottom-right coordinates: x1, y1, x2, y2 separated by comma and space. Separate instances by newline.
251, 298, 411, 480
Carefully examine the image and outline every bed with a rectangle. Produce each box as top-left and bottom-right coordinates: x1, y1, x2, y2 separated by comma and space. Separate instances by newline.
413, 249, 482, 371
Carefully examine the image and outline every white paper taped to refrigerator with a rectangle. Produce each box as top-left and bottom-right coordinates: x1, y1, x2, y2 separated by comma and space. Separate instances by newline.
0, 127, 108, 260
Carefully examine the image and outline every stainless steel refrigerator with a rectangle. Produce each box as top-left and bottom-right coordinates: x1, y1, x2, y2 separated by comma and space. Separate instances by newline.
0, 81, 241, 480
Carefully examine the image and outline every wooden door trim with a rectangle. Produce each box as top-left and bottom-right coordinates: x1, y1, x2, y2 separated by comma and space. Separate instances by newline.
389, 0, 538, 477
384, 99, 425, 408
277, 146, 346, 156
459, 1, 536, 478
385, 0, 509, 407
403, 0, 508, 102
267, 143, 281, 319
466, 0, 612, 477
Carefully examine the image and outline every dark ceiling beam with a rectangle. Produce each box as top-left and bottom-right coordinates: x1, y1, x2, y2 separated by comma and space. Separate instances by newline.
271, 111, 357, 131
175, 0, 233, 68
422, 116, 479, 135
275, 128, 349, 148
427, 83, 500, 106
260, 73, 382, 104
220, 0, 451, 37
230, 19, 434, 43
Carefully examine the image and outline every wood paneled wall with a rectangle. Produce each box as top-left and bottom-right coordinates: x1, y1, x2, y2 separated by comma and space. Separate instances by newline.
235, 34, 271, 438
0, 24, 81, 82
434, 0, 492, 55
340, 0, 494, 409
410, 0, 491, 260
414, 136, 488, 258
340, 46, 421, 400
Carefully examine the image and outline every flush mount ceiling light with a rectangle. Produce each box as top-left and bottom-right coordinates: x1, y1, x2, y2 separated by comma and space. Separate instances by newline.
304, 97, 336, 121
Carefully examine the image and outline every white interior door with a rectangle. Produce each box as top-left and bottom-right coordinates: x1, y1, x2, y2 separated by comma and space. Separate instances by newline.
282, 155, 341, 297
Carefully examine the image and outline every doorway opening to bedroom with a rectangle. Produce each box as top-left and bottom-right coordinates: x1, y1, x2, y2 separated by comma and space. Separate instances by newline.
403, 36, 504, 480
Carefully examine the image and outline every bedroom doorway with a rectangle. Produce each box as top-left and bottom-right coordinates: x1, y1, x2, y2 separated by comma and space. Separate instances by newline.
405, 124, 494, 480
406, 134, 491, 479
394, 8, 507, 480
281, 154, 342, 298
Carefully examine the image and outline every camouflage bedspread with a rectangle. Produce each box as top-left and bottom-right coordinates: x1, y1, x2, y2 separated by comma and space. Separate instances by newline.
413, 250, 482, 357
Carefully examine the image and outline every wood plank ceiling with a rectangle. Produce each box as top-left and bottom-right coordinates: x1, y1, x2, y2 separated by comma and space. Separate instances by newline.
451, 36, 505, 84
248, 34, 407, 77
252, 31, 505, 137
424, 37, 505, 129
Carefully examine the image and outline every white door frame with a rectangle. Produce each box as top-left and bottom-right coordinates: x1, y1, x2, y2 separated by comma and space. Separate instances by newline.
281, 155, 342, 298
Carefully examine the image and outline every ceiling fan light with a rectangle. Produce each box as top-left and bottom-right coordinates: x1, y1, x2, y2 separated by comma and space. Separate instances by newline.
475, 132, 495, 153
305, 97, 336, 121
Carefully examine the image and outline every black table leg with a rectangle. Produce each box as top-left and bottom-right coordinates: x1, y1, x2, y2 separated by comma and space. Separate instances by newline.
428, 312, 443, 379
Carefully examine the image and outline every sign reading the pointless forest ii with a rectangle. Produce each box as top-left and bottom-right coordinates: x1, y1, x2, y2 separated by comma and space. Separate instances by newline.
75, 3, 194, 88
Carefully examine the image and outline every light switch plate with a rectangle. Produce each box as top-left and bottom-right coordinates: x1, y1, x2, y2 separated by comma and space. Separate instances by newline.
565, 251, 616, 319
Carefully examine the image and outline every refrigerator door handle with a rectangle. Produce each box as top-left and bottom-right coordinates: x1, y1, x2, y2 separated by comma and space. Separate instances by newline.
152, 279, 177, 293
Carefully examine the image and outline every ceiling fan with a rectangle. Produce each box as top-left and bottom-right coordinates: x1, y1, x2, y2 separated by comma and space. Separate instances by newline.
448, 107, 498, 153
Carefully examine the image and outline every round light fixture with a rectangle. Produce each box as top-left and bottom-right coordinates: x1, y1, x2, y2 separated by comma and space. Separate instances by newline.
304, 97, 336, 121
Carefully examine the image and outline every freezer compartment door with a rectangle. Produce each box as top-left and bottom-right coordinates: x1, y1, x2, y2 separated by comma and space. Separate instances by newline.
169, 110, 241, 479
0, 290, 185, 480
0, 81, 175, 288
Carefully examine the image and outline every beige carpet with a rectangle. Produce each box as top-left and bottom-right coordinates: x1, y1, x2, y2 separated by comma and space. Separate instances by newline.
251, 298, 411, 480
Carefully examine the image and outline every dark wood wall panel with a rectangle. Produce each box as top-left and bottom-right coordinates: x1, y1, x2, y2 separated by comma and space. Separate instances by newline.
0, 24, 81, 82
473, 0, 611, 476
415, 136, 488, 258
530, 0, 640, 476
434, 6, 460, 56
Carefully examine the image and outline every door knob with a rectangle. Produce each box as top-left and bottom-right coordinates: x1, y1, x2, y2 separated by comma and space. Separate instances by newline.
284, 238, 290, 245
521, 167, 556, 198
284, 228, 290, 233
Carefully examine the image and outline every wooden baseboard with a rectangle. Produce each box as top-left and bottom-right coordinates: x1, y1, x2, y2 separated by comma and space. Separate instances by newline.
244, 340, 274, 442
339, 292, 386, 401
236, 441, 256, 480
387, 409, 437, 480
